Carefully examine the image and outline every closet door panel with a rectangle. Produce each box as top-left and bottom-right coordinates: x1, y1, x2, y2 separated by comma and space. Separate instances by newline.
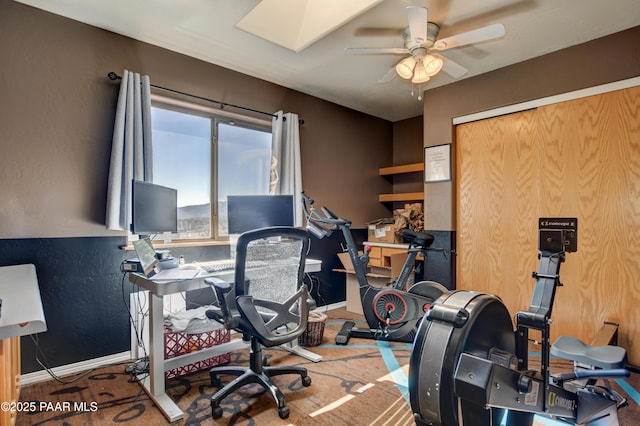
456, 86, 640, 364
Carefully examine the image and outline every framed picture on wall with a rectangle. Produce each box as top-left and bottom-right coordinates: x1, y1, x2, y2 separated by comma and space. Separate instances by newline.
424, 144, 451, 183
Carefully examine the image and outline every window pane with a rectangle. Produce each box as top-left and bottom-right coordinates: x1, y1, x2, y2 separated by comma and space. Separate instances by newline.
217, 122, 272, 236
151, 107, 211, 239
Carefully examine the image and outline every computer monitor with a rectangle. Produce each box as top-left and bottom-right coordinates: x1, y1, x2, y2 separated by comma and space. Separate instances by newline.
131, 180, 178, 237
227, 195, 294, 234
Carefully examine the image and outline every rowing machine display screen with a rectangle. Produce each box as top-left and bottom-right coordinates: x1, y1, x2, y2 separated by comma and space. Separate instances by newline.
538, 218, 577, 253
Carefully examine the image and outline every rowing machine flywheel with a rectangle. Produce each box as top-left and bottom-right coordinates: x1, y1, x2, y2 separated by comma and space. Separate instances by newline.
409, 290, 515, 426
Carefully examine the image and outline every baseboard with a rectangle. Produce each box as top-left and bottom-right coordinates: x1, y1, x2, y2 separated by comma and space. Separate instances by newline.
21, 351, 133, 386
317, 301, 346, 311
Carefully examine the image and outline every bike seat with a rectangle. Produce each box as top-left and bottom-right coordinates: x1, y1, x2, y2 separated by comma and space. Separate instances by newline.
400, 229, 435, 248
551, 335, 627, 369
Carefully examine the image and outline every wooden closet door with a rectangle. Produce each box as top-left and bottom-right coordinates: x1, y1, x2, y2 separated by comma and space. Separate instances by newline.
456, 86, 640, 365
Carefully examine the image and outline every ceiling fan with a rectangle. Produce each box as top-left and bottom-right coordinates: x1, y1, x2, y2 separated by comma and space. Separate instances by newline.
345, 6, 505, 98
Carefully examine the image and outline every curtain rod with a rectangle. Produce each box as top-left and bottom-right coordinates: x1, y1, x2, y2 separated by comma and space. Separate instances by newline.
107, 72, 304, 125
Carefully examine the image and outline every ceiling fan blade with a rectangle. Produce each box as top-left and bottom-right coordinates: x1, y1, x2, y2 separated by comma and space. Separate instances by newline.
354, 27, 404, 37
438, 55, 469, 79
378, 67, 397, 83
432, 23, 505, 51
344, 47, 409, 55
406, 6, 428, 43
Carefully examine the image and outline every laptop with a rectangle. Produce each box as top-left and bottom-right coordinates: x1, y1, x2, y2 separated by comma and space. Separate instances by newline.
132, 238, 200, 281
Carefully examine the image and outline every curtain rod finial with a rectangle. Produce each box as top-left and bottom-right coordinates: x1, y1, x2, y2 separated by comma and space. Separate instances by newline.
108, 72, 120, 81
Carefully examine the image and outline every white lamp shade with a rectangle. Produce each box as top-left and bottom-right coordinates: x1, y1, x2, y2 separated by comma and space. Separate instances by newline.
411, 62, 430, 84
423, 55, 444, 76
395, 56, 416, 79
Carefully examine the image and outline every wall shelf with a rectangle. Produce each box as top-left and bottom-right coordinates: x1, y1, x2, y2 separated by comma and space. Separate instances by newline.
379, 162, 424, 203
379, 192, 424, 202
379, 162, 424, 176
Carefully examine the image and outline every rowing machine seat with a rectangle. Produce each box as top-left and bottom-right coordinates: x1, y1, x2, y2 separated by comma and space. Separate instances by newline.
551, 336, 627, 369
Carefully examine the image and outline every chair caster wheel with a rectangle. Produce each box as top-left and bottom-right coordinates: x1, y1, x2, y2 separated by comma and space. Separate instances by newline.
301, 375, 312, 387
278, 405, 290, 419
212, 405, 223, 419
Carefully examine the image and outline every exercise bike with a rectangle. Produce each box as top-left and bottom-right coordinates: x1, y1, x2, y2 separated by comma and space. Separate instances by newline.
301, 192, 448, 345
409, 218, 630, 425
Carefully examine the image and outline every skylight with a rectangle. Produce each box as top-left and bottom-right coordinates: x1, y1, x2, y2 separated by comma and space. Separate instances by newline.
236, 0, 382, 53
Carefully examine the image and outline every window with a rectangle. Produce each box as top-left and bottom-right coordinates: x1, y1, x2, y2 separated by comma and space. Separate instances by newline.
150, 103, 272, 240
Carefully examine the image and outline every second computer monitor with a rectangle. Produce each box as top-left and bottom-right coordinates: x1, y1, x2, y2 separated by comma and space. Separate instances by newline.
227, 195, 294, 235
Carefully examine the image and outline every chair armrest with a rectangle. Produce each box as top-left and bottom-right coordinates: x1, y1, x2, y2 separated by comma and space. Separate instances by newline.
204, 276, 231, 292
204, 277, 238, 328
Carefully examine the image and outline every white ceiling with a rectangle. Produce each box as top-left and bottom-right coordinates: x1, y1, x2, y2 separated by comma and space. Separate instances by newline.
14, 0, 640, 122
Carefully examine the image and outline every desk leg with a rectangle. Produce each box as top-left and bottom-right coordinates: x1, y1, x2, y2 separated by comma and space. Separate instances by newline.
281, 340, 323, 362
138, 293, 184, 422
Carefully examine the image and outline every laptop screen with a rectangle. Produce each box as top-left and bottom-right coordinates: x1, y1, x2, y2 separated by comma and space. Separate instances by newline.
132, 238, 159, 277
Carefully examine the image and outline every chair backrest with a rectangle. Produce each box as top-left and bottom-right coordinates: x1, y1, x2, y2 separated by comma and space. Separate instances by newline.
232, 226, 311, 346
234, 226, 310, 304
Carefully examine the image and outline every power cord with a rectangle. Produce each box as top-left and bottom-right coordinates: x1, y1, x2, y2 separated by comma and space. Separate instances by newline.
25, 271, 147, 385
124, 356, 150, 381
28, 333, 132, 384
121, 270, 152, 384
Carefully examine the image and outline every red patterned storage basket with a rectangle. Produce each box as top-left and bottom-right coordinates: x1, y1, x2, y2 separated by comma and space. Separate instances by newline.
164, 327, 231, 379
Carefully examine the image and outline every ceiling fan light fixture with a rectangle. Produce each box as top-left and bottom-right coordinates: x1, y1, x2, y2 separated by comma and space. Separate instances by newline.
423, 55, 443, 76
395, 56, 416, 79
411, 62, 430, 84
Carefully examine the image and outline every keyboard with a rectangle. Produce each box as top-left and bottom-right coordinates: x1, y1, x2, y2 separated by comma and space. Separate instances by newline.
201, 261, 235, 273
200, 260, 270, 273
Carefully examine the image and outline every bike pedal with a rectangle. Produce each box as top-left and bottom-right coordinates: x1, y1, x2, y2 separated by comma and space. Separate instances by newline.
336, 321, 355, 345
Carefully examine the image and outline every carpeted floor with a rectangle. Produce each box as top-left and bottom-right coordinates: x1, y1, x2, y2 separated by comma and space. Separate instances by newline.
17, 307, 640, 425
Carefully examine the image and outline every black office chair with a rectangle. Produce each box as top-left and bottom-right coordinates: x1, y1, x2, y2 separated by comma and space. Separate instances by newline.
204, 226, 312, 420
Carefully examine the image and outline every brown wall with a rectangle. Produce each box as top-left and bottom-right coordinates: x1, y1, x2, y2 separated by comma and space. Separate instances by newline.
423, 25, 640, 231
0, 1, 393, 239
393, 115, 423, 166
388, 116, 424, 200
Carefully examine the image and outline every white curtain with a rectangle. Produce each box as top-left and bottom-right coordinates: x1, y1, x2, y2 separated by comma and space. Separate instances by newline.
105, 70, 153, 231
271, 111, 303, 226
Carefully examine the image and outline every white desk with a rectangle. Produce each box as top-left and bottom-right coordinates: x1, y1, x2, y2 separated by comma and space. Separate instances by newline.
128, 258, 322, 423
0, 264, 47, 426
0, 264, 47, 340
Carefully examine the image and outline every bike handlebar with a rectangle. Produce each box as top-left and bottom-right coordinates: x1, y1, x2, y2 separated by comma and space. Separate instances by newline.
302, 191, 351, 227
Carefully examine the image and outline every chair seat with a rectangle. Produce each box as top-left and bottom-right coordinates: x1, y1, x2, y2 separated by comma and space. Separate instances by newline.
551, 335, 627, 369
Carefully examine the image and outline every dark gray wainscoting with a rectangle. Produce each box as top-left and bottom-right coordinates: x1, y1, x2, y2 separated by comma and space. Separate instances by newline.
0, 230, 453, 374
0, 237, 229, 373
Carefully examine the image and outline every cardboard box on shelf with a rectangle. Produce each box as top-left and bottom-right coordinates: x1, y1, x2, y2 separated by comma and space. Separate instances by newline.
367, 219, 398, 244
368, 203, 425, 245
